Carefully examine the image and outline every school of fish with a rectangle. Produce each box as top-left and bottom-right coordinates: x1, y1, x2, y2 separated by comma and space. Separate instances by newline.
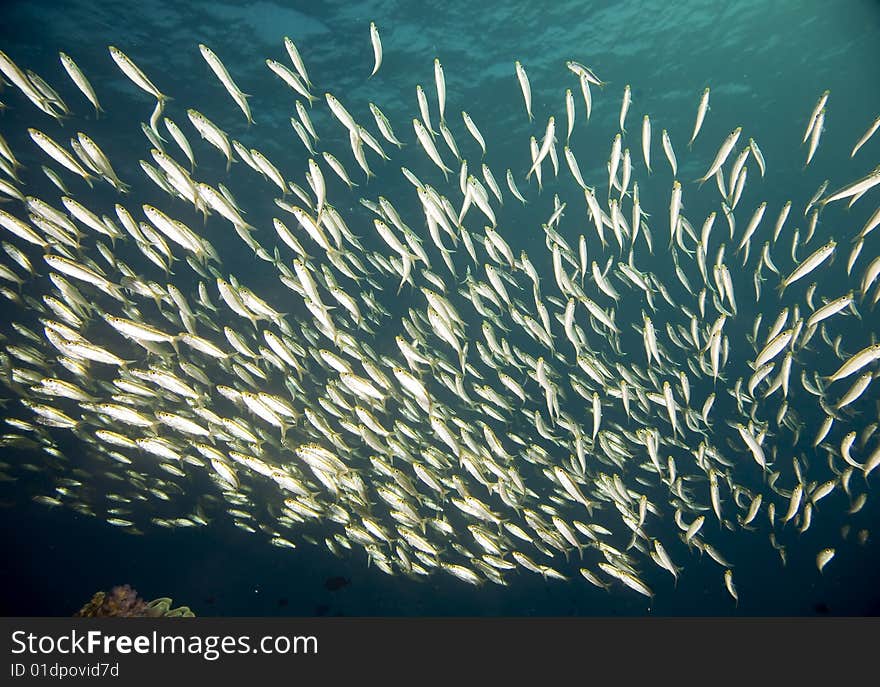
0, 26, 878, 605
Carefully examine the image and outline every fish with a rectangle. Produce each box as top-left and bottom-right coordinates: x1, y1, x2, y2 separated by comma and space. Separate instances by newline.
28, 128, 95, 186
369, 22, 382, 78
527, 117, 555, 180
619, 84, 631, 133
851, 115, 880, 158
689, 88, 710, 148
0, 31, 876, 610
433, 59, 447, 125
816, 548, 835, 573
187, 109, 233, 171
515, 61, 533, 121
566, 61, 605, 88
827, 343, 880, 383
565, 89, 575, 144
641, 115, 652, 173
723, 569, 738, 606
779, 240, 836, 295
0, 49, 63, 119
820, 165, 880, 207
749, 138, 766, 178
697, 127, 741, 184
661, 129, 677, 177
108, 46, 169, 103
805, 109, 825, 167
413, 119, 452, 180
370, 103, 405, 148
59, 52, 103, 116
198, 44, 253, 124
462, 111, 487, 158
283, 37, 312, 89
267, 59, 317, 105
803, 90, 830, 144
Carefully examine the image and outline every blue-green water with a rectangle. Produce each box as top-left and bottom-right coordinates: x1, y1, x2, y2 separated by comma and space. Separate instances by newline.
0, 0, 879, 616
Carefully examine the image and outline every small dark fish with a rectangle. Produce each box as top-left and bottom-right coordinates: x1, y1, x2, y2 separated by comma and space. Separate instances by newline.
324, 576, 351, 591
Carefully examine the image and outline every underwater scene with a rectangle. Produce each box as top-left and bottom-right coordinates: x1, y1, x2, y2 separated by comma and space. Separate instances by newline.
0, 0, 879, 616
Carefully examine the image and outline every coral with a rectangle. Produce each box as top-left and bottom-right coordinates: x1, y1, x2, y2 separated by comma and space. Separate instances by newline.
74, 584, 194, 617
